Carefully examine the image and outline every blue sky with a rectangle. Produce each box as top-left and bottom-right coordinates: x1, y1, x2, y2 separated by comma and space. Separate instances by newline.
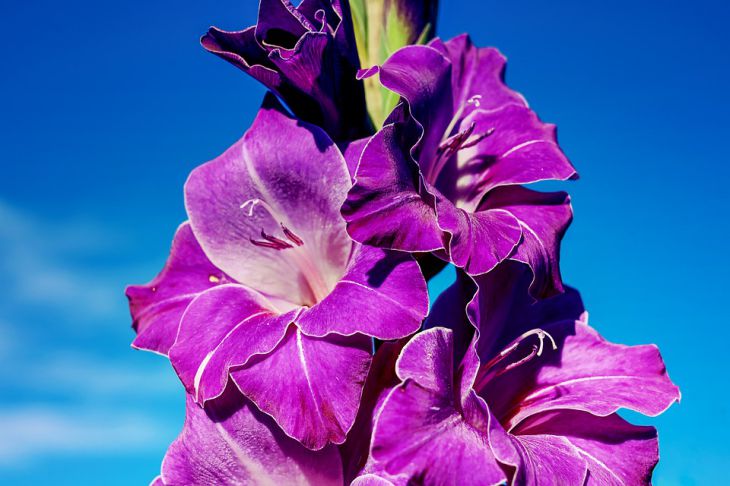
1, 0, 728, 484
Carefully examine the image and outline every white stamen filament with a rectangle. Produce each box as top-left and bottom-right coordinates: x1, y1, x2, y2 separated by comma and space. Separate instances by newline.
474, 328, 558, 391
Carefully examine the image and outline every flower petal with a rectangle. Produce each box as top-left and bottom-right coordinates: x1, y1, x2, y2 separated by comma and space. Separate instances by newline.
343, 118, 444, 252
469, 261, 584, 361
168, 284, 293, 403
436, 105, 577, 210
297, 244, 428, 339
482, 186, 573, 297
489, 424, 588, 486
340, 136, 369, 179
185, 96, 352, 306
370, 328, 506, 485
483, 317, 680, 430
231, 326, 372, 450
517, 410, 658, 486
377, 44, 454, 173
157, 386, 342, 485
436, 199, 522, 275
202, 0, 369, 141
126, 222, 228, 356
431, 34, 526, 113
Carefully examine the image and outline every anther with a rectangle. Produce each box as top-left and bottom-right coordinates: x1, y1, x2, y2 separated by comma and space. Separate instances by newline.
281, 224, 304, 246
459, 127, 495, 150
259, 229, 293, 249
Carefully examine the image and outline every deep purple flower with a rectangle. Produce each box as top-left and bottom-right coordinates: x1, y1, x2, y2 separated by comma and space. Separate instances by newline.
152, 384, 343, 485
343, 35, 577, 296
128, 95, 428, 450
364, 263, 680, 484
201, 0, 370, 141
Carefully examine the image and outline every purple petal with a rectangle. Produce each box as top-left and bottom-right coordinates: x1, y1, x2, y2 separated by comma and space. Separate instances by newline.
297, 244, 427, 339
436, 198, 522, 275
185, 96, 352, 307
482, 186, 573, 297
343, 118, 444, 252
351, 474, 402, 486
432, 34, 526, 113
340, 136, 369, 179
482, 317, 680, 430
469, 261, 584, 361
126, 223, 228, 355
489, 424, 588, 486
158, 386, 342, 485
518, 410, 658, 486
371, 328, 506, 484
201, 26, 280, 84
377, 45, 455, 172
202, 0, 369, 141
231, 327, 372, 450
435, 105, 577, 209
169, 284, 293, 403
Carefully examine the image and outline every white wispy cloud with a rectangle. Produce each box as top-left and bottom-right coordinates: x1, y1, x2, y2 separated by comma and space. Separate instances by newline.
0, 200, 130, 321
0, 407, 177, 466
0, 200, 183, 468
22, 354, 181, 397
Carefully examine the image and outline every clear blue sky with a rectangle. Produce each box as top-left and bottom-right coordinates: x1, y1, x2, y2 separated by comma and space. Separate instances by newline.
1, 1, 727, 484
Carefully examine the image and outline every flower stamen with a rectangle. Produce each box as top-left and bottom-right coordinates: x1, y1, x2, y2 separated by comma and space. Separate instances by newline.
474, 328, 558, 391
281, 223, 304, 246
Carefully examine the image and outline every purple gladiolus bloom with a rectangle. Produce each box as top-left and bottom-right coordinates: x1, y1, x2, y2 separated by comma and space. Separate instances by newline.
129, 94, 428, 451
201, 0, 371, 141
343, 35, 578, 296
153, 384, 343, 485
366, 263, 680, 484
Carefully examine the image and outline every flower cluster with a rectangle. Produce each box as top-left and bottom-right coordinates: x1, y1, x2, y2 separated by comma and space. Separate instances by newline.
127, 1, 679, 484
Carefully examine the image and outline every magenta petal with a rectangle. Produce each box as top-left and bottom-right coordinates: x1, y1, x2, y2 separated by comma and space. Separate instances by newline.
436, 199, 522, 275
490, 426, 588, 486
340, 137, 369, 179
202, 0, 369, 141
371, 328, 506, 485
231, 326, 372, 450
434, 34, 526, 112
377, 45, 454, 171
297, 244, 427, 339
185, 96, 352, 306
158, 387, 342, 485
438, 106, 576, 208
493, 318, 680, 429
168, 284, 293, 403
373, 382, 504, 485
126, 223, 228, 355
519, 410, 658, 486
351, 474, 402, 486
482, 187, 573, 297
342, 120, 444, 252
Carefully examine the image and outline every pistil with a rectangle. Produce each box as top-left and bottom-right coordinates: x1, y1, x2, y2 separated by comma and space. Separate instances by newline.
474, 328, 558, 392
